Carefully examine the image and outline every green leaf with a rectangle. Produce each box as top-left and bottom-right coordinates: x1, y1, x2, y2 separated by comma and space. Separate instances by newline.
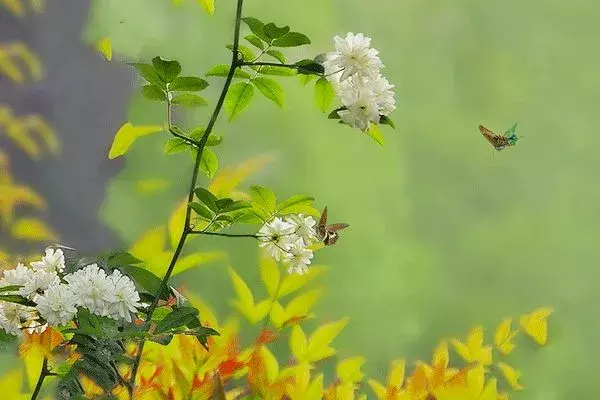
0, 294, 33, 306
366, 124, 385, 146
206, 135, 223, 146
277, 195, 315, 214
250, 185, 277, 214
259, 66, 297, 76
200, 149, 219, 178
108, 122, 163, 159
206, 64, 252, 79
191, 325, 220, 350
380, 115, 396, 129
328, 107, 345, 119
222, 200, 252, 213
130, 63, 164, 88
314, 77, 334, 113
227, 44, 256, 63
272, 32, 311, 47
169, 76, 209, 91
225, 82, 254, 121
172, 93, 208, 107
119, 265, 163, 296
266, 50, 286, 64
295, 59, 325, 75
0, 285, 21, 293
242, 17, 269, 42
216, 198, 234, 211
141, 85, 167, 101
151, 56, 181, 83
252, 77, 284, 107
189, 127, 206, 141
155, 307, 199, 334
245, 34, 266, 50
106, 252, 143, 267
194, 187, 218, 212
264, 23, 290, 39
299, 74, 317, 86
189, 202, 215, 221
164, 137, 188, 155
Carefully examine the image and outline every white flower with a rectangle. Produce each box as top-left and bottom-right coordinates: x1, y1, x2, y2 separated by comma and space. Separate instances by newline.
170, 286, 187, 307
324, 32, 383, 81
258, 217, 297, 261
0, 303, 36, 337
372, 75, 396, 116
285, 214, 318, 245
1, 263, 34, 290
65, 264, 113, 316
19, 270, 60, 300
338, 82, 381, 131
31, 248, 65, 273
36, 284, 77, 327
284, 238, 314, 275
106, 270, 141, 323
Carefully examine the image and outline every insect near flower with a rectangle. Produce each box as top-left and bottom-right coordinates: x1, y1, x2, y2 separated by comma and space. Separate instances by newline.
317, 206, 349, 246
479, 123, 520, 151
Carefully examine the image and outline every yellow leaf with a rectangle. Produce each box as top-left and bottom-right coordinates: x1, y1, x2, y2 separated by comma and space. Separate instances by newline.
306, 318, 349, 362
108, 122, 163, 159
209, 154, 275, 198
480, 378, 499, 400
337, 356, 365, 384
290, 325, 308, 361
260, 345, 279, 383
306, 374, 324, 400
136, 179, 169, 194
367, 379, 387, 399
0, 0, 25, 17
250, 299, 272, 324
279, 265, 326, 298
494, 318, 517, 355
260, 250, 280, 297
451, 326, 492, 365
283, 288, 322, 322
433, 340, 449, 367
172, 251, 225, 276
497, 362, 523, 390
130, 226, 166, 260
366, 123, 384, 145
519, 307, 552, 346
197, 0, 215, 15
168, 198, 187, 248
229, 268, 255, 318
0, 369, 29, 399
269, 301, 285, 328
11, 218, 57, 241
95, 37, 112, 61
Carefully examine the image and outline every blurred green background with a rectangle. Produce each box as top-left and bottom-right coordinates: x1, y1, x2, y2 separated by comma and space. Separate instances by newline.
5, 0, 600, 398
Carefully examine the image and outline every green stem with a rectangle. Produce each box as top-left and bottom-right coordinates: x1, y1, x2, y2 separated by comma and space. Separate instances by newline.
189, 230, 259, 238
30, 357, 50, 400
127, 0, 246, 392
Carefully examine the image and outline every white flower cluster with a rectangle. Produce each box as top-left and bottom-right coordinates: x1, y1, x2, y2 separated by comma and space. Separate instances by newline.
258, 214, 319, 275
0, 248, 142, 337
323, 32, 396, 131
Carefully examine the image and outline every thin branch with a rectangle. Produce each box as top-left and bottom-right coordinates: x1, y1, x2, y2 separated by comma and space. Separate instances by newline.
189, 230, 259, 239
30, 357, 50, 400
127, 0, 246, 392
240, 61, 302, 69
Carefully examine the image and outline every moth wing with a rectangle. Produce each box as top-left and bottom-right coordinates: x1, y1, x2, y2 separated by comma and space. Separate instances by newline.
479, 125, 507, 151
318, 206, 328, 229
327, 223, 349, 232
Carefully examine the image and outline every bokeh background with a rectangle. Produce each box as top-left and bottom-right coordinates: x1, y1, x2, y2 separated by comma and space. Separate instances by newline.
3, 0, 600, 398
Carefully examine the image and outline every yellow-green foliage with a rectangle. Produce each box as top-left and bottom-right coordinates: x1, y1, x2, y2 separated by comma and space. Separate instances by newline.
0, 0, 43, 18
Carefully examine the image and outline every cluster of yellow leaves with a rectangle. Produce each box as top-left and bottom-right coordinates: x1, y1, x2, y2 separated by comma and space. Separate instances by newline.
171, 0, 215, 15
0, 0, 43, 17
0, 42, 43, 83
0, 106, 59, 160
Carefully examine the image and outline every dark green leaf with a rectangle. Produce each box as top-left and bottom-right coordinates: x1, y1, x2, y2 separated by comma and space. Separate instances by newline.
194, 187, 218, 211
75, 358, 117, 392
130, 63, 164, 88
266, 49, 286, 63
192, 325, 220, 350
149, 333, 173, 345
0, 330, 17, 350
119, 265, 163, 296
215, 198, 234, 211
272, 32, 311, 47
264, 23, 290, 39
200, 149, 219, 178
164, 138, 189, 155
189, 202, 216, 221
107, 252, 142, 267
249, 185, 277, 214
225, 82, 254, 121
252, 77, 284, 107
172, 93, 208, 107
0, 285, 21, 293
328, 107, 345, 119
222, 200, 252, 213
155, 307, 199, 334
141, 85, 167, 101
169, 76, 209, 91
242, 17, 269, 42
245, 34, 266, 50
314, 77, 334, 113
0, 295, 34, 306
295, 59, 325, 75
259, 66, 297, 76
151, 56, 182, 83
206, 64, 252, 79
380, 115, 396, 129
